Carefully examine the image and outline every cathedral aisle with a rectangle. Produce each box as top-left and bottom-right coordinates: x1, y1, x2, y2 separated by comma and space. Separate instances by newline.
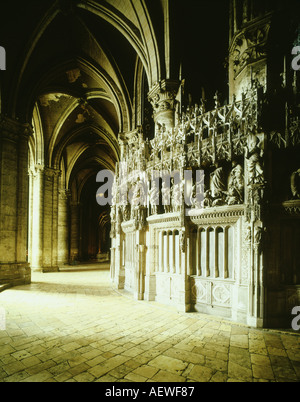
0, 265, 299, 383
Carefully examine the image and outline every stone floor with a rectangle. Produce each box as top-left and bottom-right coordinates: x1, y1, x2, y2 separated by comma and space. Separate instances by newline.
0, 263, 299, 382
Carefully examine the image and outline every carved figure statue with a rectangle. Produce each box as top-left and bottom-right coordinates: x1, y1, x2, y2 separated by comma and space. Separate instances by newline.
122, 203, 131, 221
226, 161, 244, 205
214, 91, 221, 109
171, 180, 183, 212
149, 184, 159, 215
245, 133, 264, 185
179, 229, 185, 253
162, 181, 171, 213
111, 178, 118, 206
130, 177, 147, 219
245, 226, 251, 244
291, 168, 300, 199
211, 163, 226, 206
254, 226, 263, 246
190, 183, 202, 208
110, 206, 116, 238
202, 189, 213, 208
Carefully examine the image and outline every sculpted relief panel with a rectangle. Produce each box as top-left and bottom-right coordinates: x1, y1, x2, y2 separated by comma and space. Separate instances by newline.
108, 62, 300, 327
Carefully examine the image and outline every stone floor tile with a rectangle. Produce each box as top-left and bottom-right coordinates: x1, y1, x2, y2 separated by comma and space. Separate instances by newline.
267, 346, 287, 357
3, 370, 29, 382
87, 364, 110, 378
67, 354, 88, 368
25, 360, 57, 375
228, 361, 253, 382
68, 362, 90, 376
188, 365, 214, 382
81, 349, 101, 360
230, 334, 249, 349
124, 372, 147, 382
25, 345, 46, 355
272, 365, 298, 382
229, 346, 251, 368
163, 348, 205, 365
61, 342, 82, 352
85, 355, 106, 367
0, 344, 15, 357
20, 370, 53, 382
288, 349, 300, 362
1, 355, 17, 365
216, 351, 229, 361
151, 370, 186, 382
148, 355, 188, 374
3, 361, 26, 375
99, 374, 119, 382
73, 372, 95, 382
121, 347, 144, 358
231, 326, 249, 335
53, 372, 73, 382
192, 346, 216, 358
252, 364, 274, 380
11, 350, 32, 361
0, 368, 8, 380
249, 339, 268, 355
250, 353, 271, 366
132, 365, 159, 379
48, 361, 70, 376
0, 266, 299, 383
205, 357, 228, 372
291, 361, 300, 378
124, 359, 143, 370
210, 371, 228, 382
107, 364, 133, 379
21, 356, 41, 368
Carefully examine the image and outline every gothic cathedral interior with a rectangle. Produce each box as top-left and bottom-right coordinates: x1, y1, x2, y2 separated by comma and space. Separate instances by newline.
0, 0, 300, 329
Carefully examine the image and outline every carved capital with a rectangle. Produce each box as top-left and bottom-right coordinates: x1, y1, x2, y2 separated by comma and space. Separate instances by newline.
0, 115, 33, 143
148, 79, 180, 128
58, 189, 71, 200
29, 163, 44, 179
282, 200, 300, 215
44, 167, 61, 179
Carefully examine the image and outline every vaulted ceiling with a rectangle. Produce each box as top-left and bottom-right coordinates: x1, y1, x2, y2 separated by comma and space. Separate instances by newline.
0, 0, 229, 259
0, 0, 229, 201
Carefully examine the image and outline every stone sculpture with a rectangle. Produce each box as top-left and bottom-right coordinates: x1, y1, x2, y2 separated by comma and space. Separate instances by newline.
149, 184, 159, 215
211, 164, 226, 206
291, 168, 300, 199
226, 161, 244, 205
245, 133, 264, 185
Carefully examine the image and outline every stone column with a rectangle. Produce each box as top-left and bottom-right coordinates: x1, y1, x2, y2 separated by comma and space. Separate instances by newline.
28, 170, 33, 268
114, 237, 124, 289
148, 79, 180, 130
244, 132, 266, 328
42, 167, 60, 272
134, 229, 146, 301
114, 208, 125, 289
58, 189, 70, 266
70, 201, 81, 263
144, 221, 156, 301
0, 116, 31, 285
29, 164, 44, 271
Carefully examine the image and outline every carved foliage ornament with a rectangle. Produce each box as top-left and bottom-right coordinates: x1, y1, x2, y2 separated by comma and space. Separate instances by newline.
230, 23, 270, 76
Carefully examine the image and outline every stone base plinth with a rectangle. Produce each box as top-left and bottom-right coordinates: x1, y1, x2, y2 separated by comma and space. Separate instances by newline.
0, 262, 31, 286
42, 266, 59, 273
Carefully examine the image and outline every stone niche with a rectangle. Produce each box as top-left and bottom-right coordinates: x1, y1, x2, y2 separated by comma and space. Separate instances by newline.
188, 205, 247, 322
146, 212, 190, 312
